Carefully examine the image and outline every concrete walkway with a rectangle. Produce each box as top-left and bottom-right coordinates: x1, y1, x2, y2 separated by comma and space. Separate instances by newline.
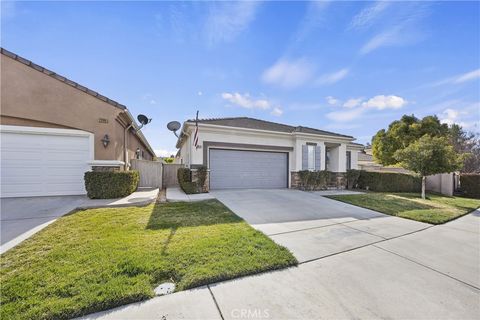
82, 189, 479, 319
166, 187, 215, 202
0, 188, 159, 254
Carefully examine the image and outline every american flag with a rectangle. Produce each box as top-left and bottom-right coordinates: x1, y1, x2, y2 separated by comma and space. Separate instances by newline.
193, 110, 199, 148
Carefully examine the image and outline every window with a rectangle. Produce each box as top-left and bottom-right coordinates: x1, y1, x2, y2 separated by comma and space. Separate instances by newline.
346, 151, 351, 170
307, 144, 315, 171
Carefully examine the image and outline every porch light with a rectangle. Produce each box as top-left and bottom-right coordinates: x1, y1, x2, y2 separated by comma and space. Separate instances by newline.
101, 134, 110, 148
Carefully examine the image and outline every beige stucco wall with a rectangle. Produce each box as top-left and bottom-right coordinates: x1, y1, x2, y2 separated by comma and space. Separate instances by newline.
0, 53, 153, 163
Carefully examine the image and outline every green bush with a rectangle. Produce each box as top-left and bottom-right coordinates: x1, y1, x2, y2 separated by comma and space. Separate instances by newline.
84, 171, 139, 199
297, 170, 330, 190
346, 169, 361, 189
177, 167, 208, 194
357, 171, 421, 192
460, 174, 480, 199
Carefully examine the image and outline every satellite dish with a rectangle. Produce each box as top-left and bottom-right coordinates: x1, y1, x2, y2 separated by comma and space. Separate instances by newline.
167, 121, 181, 137
137, 114, 151, 126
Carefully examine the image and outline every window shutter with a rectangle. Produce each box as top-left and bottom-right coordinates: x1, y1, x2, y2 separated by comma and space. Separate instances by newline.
315, 146, 321, 171
302, 145, 308, 170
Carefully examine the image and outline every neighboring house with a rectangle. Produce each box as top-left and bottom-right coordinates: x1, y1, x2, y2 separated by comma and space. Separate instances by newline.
0, 48, 155, 198
175, 117, 363, 189
357, 148, 410, 174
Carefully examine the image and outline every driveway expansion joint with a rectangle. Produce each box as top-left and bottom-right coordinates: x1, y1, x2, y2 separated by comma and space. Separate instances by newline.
208, 285, 225, 320
373, 244, 480, 291
298, 224, 435, 266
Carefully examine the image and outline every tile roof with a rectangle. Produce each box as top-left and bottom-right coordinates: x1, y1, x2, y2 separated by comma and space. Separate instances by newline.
187, 117, 354, 139
1, 47, 126, 110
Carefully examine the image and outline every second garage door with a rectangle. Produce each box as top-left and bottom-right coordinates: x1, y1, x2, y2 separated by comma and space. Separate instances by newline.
1, 126, 92, 198
209, 149, 288, 189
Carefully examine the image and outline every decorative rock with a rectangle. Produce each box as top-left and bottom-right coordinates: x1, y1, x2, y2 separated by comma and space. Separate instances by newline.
154, 282, 175, 296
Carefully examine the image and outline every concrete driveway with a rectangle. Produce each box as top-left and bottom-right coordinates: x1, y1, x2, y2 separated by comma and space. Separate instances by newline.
0, 196, 86, 246
212, 189, 430, 262
85, 189, 479, 319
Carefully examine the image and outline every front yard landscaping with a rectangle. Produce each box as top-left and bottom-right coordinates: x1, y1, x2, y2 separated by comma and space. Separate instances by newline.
327, 193, 480, 224
0, 200, 296, 320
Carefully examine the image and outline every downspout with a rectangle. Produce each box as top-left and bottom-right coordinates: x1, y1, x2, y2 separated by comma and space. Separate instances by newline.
124, 123, 134, 170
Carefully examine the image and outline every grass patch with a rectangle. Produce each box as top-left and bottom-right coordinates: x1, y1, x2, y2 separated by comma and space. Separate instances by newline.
326, 193, 480, 224
0, 200, 296, 320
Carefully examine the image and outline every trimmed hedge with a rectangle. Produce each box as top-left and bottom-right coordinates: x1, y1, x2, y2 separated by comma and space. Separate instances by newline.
357, 171, 421, 192
84, 171, 139, 199
178, 167, 208, 194
177, 167, 197, 194
297, 170, 330, 191
460, 174, 480, 199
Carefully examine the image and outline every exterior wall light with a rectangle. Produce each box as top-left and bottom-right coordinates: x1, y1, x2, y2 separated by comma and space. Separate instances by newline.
101, 134, 110, 148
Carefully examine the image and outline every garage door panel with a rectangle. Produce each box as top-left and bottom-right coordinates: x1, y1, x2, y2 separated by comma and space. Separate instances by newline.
1, 129, 91, 197
210, 149, 287, 189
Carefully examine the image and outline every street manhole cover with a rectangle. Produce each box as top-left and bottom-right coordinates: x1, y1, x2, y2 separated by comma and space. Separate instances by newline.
154, 282, 175, 296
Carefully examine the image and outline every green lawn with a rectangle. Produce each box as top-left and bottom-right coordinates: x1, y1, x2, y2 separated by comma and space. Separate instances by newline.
0, 200, 296, 320
326, 192, 480, 224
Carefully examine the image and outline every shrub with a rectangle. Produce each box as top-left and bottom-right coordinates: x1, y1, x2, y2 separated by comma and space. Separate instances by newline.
177, 167, 208, 194
196, 166, 208, 192
460, 174, 480, 199
297, 170, 329, 191
84, 171, 139, 199
346, 169, 361, 189
357, 171, 421, 192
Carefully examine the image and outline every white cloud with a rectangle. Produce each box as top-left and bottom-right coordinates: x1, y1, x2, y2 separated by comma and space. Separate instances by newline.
204, 2, 259, 44
361, 95, 407, 110
261, 58, 314, 88
270, 107, 284, 117
359, 3, 430, 55
343, 98, 363, 108
349, 1, 391, 30
326, 94, 408, 122
316, 68, 349, 85
197, 91, 203, 96
221, 92, 271, 110
360, 27, 403, 54
432, 69, 480, 87
326, 96, 339, 105
455, 69, 480, 83
439, 104, 479, 130
326, 108, 365, 122
293, 1, 330, 43
155, 149, 177, 158
221, 92, 284, 117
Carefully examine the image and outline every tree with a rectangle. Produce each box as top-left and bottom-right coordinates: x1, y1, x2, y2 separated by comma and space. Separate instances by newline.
449, 124, 480, 173
372, 115, 449, 165
394, 135, 465, 199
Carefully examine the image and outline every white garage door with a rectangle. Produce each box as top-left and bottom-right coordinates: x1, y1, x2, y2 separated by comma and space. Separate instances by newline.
0, 126, 93, 198
209, 149, 288, 189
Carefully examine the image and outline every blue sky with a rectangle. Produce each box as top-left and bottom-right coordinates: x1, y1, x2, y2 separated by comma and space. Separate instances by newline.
2, 1, 479, 156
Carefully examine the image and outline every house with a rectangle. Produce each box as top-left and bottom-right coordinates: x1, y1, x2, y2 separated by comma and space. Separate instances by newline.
0, 48, 156, 198
175, 117, 363, 190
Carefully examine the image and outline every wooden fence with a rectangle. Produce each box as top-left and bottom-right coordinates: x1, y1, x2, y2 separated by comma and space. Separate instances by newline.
131, 159, 163, 188
163, 163, 184, 188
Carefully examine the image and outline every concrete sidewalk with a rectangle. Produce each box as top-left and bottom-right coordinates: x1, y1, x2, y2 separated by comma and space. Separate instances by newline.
82, 211, 480, 320
0, 188, 159, 254
166, 187, 215, 202
78, 188, 159, 209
